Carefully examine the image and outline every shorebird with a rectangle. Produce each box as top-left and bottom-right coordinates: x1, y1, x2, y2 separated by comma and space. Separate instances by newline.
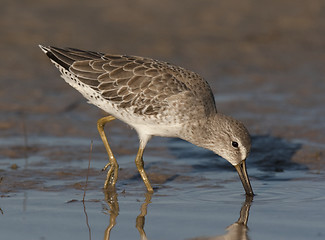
39, 45, 254, 195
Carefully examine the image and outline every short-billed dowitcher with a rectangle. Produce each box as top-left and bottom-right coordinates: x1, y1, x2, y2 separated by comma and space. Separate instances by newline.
39, 45, 254, 196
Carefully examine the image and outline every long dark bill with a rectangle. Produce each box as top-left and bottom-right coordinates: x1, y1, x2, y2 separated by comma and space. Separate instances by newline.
234, 160, 254, 196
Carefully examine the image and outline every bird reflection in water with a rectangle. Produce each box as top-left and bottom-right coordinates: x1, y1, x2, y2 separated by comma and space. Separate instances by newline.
103, 189, 119, 240
101, 189, 253, 240
188, 196, 253, 240
103, 188, 152, 240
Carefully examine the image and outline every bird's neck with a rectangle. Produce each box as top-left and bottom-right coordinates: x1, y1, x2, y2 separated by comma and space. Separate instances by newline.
179, 113, 221, 150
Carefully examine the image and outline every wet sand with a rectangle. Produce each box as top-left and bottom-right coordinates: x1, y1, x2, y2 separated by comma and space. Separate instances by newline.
1, 1, 325, 239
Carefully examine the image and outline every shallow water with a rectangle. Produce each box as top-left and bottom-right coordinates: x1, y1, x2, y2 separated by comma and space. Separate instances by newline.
1, 135, 324, 240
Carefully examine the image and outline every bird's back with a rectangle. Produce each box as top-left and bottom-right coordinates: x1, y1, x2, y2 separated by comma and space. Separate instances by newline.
40, 46, 217, 125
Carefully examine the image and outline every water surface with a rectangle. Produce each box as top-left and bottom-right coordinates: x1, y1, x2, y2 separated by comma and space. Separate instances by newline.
1, 135, 324, 240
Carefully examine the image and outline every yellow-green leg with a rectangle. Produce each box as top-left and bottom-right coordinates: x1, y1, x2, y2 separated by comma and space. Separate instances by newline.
97, 116, 118, 189
135, 147, 153, 192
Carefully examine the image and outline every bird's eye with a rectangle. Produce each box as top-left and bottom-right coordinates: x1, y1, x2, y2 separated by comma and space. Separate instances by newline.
231, 141, 239, 148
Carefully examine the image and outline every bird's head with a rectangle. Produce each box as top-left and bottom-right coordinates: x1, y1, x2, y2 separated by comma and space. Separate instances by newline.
206, 114, 254, 196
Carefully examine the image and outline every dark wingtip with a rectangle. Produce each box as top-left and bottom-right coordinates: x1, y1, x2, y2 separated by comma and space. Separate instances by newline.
38, 45, 70, 70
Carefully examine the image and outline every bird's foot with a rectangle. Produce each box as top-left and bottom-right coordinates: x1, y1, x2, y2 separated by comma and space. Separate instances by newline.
102, 162, 111, 171
103, 162, 118, 189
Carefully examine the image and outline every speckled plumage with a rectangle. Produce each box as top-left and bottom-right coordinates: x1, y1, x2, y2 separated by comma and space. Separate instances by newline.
40, 45, 254, 195
42, 46, 215, 118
